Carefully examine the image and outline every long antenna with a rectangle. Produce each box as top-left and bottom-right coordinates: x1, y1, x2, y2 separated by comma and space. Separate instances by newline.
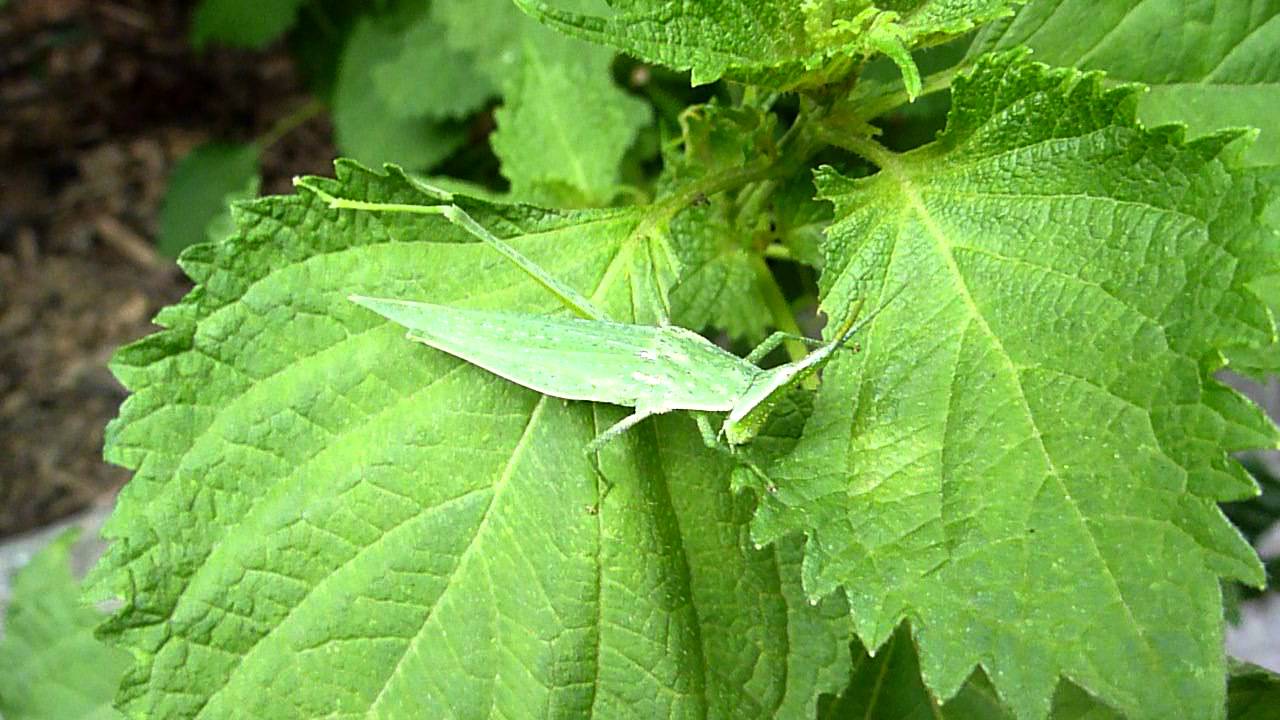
296, 179, 607, 321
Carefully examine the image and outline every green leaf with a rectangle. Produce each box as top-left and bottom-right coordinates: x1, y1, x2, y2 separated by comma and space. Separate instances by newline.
0, 530, 129, 720
491, 28, 651, 205
667, 203, 773, 343
88, 162, 852, 718
427, 0, 651, 205
432, 0, 539, 82
158, 142, 260, 258
971, 0, 1280, 166
512, 0, 1022, 88
666, 104, 780, 181
752, 50, 1280, 719
333, 19, 467, 170
1227, 661, 1280, 720
371, 13, 496, 121
191, 0, 305, 49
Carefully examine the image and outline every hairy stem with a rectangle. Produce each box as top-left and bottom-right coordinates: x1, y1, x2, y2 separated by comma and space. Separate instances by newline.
847, 64, 962, 123
825, 132, 899, 168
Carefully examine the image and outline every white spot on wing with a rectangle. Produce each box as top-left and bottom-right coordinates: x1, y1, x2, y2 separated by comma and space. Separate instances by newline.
631, 372, 668, 386
638, 349, 659, 361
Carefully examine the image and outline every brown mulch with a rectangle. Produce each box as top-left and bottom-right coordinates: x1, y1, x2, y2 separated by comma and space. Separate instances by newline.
0, 0, 337, 538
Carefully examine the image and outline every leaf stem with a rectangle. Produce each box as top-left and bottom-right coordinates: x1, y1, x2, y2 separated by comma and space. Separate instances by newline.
256, 98, 326, 152
633, 159, 777, 241
821, 132, 899, 169
750, 255, 810, 363
847, 64, 962, 123
732, 99, 829, 226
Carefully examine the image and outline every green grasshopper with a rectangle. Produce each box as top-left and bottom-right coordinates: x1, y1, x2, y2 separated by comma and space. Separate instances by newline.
306, 182, 890, 462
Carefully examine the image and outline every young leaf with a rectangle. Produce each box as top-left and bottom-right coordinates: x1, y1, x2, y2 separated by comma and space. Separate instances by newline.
332, 19, 467, 170
0, 530, 129, 720
491, 27, 651, 205
88, 163, 849, 718
664, 105, 782, 341
191, 0, 305, 49
668, 202, 774, 343
512, 0, 1022, 88
971, 0, 1280, 166
158, 141, 260, 258
752, 50, 1280, 719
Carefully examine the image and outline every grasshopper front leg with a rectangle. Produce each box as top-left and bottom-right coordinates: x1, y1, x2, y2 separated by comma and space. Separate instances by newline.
694, 413, 778, 495
744, 331, 829, 366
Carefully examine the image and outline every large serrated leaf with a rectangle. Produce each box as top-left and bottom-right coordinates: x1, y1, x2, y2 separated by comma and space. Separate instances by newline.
749, 50, 1280, 720
513, 0, 1022, 88
88, 162, 851, 718
971, 0, 1280, 166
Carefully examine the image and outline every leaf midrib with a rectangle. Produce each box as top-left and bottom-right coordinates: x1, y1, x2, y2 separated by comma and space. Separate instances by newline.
367, 397, 551, 716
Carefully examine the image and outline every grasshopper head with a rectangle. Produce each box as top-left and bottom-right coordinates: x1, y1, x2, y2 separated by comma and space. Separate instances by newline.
721, 364, 802, 446
721, 412, 768, 447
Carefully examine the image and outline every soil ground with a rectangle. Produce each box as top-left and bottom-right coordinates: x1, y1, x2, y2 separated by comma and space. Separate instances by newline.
0, 0, 336, 538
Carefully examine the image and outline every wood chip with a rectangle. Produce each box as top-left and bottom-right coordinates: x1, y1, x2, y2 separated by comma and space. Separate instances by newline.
95, 214, 162, 269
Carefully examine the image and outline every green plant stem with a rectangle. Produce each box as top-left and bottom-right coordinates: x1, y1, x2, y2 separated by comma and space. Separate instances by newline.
847, 64, 962, 123
631, 159, 777, 242
256, 98, 326, 152
750, 255, 810, 364
827, 132, 899, 169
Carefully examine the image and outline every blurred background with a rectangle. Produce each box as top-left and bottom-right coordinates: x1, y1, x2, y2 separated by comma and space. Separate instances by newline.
1, 0, 339, 540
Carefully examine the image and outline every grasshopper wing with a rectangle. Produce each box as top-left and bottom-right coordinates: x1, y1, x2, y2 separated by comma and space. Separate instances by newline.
351, 296, 757, 412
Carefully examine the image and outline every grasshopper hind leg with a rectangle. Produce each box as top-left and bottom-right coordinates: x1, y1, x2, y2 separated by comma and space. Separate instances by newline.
584, 451, 611, 515
583, 406, 664, 513
583, 407, 661, 455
